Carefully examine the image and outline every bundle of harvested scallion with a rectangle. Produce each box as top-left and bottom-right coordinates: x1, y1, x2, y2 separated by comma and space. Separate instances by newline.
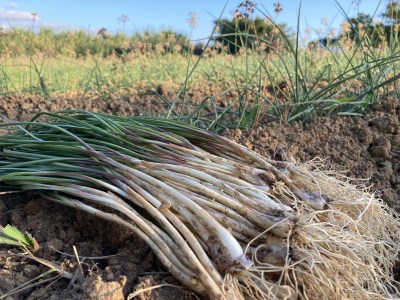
0, 110, 399, 299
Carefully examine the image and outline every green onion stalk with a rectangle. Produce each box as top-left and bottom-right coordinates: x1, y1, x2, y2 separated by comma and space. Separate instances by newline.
0, 111, 399, 300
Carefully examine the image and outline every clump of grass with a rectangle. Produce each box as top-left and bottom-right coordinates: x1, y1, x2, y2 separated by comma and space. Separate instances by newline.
173, 1, 400, 131
0, 111, 399, 299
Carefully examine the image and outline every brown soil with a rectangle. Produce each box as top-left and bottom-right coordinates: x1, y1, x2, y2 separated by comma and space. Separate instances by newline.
226, 97, 400, 211
0, 92, 399, 299
0, 93, 170, 121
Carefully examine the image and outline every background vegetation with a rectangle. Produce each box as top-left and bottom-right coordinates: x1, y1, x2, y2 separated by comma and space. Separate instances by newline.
0, 1, 400, 131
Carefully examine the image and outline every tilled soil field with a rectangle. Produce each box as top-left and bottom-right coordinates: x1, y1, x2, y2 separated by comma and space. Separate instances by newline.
0, 92, 399, 299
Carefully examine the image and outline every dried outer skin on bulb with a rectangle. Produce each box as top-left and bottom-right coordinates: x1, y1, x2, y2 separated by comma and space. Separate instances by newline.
207, 234, 252, 274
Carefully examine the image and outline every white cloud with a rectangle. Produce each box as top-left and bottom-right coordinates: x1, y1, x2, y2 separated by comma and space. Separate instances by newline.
5, 2, 18, 9
0, 9, 38, 22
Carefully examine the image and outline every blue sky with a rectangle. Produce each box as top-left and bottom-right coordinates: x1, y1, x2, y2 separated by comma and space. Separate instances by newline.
0, 1, 388, 41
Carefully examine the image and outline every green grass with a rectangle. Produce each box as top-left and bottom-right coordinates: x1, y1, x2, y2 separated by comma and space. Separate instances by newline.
2, 49, 398, 95
0, 54, 264, 94
1, 46, 399, 131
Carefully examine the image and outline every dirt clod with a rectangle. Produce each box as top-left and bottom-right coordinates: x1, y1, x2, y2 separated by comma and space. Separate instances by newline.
82, 275, 126, 300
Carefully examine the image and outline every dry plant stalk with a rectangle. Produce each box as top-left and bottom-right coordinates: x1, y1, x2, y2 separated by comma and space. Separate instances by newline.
0, 111, 399, 300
